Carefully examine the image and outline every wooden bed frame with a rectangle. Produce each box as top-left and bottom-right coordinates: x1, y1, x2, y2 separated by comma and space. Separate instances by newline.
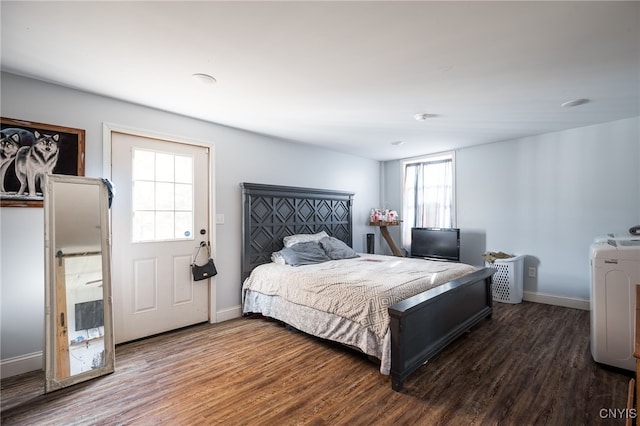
241, 182, 495, 391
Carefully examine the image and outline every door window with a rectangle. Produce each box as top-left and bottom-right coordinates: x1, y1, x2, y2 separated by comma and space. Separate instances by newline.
131, 148, 194, 242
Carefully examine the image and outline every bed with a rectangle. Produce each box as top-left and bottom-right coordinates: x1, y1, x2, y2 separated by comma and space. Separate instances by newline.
241, 183, 495, 391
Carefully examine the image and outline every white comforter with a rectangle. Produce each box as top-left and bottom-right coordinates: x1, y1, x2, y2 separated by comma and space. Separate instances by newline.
242, 254, 477, 373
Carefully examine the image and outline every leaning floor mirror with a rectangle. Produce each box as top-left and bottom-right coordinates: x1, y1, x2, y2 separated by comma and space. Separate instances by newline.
44, 174, 115, 392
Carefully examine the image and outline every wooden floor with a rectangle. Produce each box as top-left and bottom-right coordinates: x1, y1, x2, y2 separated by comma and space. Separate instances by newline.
1, 301, 632, 425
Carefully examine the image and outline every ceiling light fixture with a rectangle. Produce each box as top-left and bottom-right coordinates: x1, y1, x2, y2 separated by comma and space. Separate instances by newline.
561, 98, 589, 108
191, 73, 217, 86
414, 113, 437, 121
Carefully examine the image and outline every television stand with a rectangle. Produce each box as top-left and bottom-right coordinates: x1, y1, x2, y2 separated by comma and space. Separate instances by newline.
412, 256, 460, 263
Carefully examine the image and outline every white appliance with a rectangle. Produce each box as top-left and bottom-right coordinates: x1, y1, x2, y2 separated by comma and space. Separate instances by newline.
593, 232, 640, 243
590, 238, 640, 371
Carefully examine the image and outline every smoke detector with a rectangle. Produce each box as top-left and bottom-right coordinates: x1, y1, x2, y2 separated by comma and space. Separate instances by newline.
561, 98, 589, 108
414, 113, 437, 121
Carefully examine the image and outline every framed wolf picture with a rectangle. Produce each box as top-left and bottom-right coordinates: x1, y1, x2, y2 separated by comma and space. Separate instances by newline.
1, 117, 85, 207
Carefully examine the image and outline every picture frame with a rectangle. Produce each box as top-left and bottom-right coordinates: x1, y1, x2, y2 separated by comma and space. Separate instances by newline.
1, 117, 85, 207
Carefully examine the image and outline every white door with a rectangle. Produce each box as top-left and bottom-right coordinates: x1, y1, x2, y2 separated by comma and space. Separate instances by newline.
110, 131, 210, 344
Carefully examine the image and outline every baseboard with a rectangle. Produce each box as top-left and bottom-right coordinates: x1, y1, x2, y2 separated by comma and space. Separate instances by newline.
215, 305, 242, 323
523, 291, 590, 311
0, 351, 43, 379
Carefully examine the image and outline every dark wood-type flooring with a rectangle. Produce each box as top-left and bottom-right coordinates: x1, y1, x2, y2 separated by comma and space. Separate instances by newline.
1, 301, 632, 425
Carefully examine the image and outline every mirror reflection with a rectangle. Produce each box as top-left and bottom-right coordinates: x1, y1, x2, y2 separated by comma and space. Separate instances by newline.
44, 174, 114, 392
62, 253, 105, 375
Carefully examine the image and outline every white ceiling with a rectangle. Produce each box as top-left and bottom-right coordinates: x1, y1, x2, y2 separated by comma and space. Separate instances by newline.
1, 1, 639, 161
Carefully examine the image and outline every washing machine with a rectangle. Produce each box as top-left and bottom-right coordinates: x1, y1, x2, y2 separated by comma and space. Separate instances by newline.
593, 232, 640, 243
590, 238, 640, 371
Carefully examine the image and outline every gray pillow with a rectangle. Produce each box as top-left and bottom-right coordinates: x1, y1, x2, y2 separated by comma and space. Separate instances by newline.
319, 236, 359, 260
278, 241, 331, 266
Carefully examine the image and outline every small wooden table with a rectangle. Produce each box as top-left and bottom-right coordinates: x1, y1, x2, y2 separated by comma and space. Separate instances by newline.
370, 221, 404, 257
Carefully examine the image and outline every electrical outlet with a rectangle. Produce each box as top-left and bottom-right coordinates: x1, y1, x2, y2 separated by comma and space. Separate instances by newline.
528, 267, 537, 278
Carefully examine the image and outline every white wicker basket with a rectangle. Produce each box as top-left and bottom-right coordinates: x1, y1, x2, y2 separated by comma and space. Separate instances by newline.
486, 254, 525, 304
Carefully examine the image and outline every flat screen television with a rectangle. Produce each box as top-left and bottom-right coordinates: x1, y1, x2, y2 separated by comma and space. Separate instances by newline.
410, 227, 460, 262
75, 299, 104, 331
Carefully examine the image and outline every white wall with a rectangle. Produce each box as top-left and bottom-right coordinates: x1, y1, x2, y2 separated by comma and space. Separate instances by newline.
0, 72, 380, 373
384, 116, 640, 305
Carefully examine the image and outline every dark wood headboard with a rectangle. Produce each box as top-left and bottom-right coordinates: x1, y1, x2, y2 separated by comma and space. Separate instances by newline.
241, 183, 354, 282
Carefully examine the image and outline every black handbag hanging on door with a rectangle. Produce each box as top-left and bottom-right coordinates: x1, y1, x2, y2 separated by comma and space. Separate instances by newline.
191, 242, 217, 281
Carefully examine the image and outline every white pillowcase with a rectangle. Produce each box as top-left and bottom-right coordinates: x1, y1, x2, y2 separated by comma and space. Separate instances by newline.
271, 251, 286, 265
283, 231, 329, 248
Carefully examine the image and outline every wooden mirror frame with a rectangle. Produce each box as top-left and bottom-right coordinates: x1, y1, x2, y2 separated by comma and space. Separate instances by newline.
43, 174, 115, 392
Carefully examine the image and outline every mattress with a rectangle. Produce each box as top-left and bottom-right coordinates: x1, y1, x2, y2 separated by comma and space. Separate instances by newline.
242, 254, 477, 374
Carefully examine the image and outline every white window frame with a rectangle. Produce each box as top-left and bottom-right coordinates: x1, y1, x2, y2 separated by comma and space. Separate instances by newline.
401, 151, 457, 248
131, 148, 195, 243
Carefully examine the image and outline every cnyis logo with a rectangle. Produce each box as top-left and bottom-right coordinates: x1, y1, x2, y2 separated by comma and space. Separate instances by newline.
15, 130, 60, 197
600, 408, 637, 419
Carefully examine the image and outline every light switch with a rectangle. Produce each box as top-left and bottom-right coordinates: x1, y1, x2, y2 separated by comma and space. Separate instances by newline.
216, 214, 225, 225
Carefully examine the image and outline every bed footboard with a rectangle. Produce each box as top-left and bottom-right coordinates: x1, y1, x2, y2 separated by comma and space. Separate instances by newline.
388, 267, 495, 391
